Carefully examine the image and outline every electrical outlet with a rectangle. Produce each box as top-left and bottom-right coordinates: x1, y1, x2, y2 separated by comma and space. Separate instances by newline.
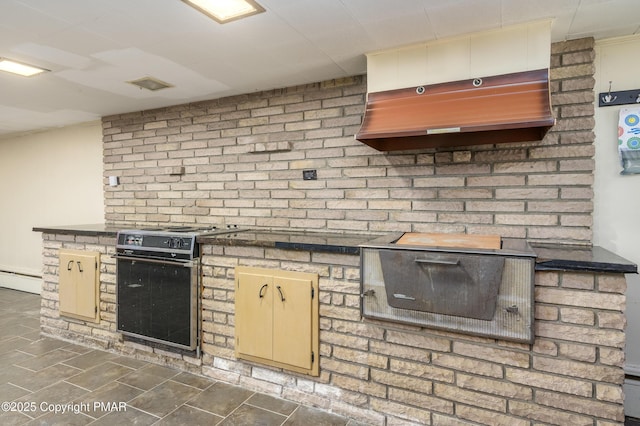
303, 169, 317, 180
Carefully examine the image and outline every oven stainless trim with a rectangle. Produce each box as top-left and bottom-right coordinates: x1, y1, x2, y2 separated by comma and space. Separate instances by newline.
112, 253, 194, 267
115, 254, 200, 352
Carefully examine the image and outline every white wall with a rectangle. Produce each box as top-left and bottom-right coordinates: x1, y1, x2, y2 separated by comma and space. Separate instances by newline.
0, 121, 104, 293
593, 34, 640, 417
366, 20, 551, 93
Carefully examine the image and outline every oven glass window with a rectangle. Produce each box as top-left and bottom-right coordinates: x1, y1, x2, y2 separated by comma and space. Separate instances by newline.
117, 259, 194, 348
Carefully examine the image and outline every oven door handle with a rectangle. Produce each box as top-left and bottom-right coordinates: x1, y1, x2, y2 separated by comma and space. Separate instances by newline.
112, 253, 194, 267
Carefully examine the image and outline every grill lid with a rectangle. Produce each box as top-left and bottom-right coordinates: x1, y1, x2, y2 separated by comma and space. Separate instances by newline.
355, 68, 555, 151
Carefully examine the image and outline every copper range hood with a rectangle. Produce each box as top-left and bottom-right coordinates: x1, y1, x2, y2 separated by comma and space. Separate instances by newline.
356, 68, 555, 151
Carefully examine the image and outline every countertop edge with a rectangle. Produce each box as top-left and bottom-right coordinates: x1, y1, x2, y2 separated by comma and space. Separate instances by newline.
197, 230, 367, 255
534, 260, 637, 274
33, 225, 637, 274
33, 224, 118, 237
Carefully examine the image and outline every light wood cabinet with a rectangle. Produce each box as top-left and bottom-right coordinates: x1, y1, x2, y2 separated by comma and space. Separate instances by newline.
235, 266, 319, 376
59, 249, 100, 322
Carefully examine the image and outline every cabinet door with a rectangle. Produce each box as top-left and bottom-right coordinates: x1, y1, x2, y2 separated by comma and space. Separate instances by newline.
59, 249, 99, 322
272, 274, 313, 370
235, 271, 273, 360
73, 252, 98, 319
58, 251, 77, 315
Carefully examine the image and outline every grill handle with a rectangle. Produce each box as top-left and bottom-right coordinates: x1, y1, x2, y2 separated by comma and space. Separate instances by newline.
414, 258, 459, 266
112, 253, 194, 268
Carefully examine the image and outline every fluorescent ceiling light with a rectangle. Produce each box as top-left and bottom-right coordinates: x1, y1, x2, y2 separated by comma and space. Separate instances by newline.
0, 58, 48, 77
182, 0, 265, 24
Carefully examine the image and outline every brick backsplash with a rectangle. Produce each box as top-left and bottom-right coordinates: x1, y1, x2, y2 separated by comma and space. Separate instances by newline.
103, 38, 596, 243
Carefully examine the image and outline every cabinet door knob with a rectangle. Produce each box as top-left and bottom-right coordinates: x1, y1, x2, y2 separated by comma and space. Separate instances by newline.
259, 284, 268, 298
276, 285, 285, 302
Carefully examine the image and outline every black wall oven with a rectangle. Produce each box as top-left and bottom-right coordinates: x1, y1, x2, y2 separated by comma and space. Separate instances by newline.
115, 227, 219, 352
116, 251, 199, 350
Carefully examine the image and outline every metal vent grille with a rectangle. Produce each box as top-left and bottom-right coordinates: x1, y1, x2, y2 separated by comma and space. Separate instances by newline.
128, 76, 173, 91
361, 248, 535, 343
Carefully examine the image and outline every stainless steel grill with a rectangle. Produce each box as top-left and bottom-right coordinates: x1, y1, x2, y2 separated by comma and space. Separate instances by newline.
360, 234, 536, 343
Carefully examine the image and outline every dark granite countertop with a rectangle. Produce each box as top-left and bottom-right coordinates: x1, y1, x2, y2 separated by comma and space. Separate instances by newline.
33, 225, 637, 274
198, 229, 373, 255
32, 223, 120, 236
530, 242, 637, 274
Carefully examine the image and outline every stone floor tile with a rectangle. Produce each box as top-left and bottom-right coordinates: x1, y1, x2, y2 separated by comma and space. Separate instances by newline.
8, 364, 82, 393
128, 380, 202, 417
246, 392, 299, 415
154, 404, 224, 426
87, 406, 159, 426
26, 410, 94, 426
0, 337, 34, 355
0, 382, 31, 401
117, 369, 171, 391
18, 338, 70, 356
219, 403, 287, 426
0, 410, 32, 425
109, 355, 149, 370
284, 405, 349, 426
76, 381, 144, 419
61, 350, 120, 371
15, 381, 88, 418
170, 371, 215, 390
187, 381, 254, 417
137, 363, 180, 380
65, 362, 135, 391
16, 349, 79, 372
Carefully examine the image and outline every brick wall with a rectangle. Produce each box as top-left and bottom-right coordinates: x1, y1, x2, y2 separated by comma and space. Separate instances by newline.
39, 233, 627, 425
103, 38, 596, 245
197, 247, 626, 425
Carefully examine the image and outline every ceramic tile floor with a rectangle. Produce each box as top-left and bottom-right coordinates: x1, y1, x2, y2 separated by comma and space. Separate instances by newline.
0, 287, 357, 426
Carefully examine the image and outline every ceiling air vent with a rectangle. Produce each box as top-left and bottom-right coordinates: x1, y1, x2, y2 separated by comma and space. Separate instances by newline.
128, 76, 174, 91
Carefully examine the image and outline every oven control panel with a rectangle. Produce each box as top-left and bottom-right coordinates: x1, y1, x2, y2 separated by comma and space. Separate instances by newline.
124, 234, 144, 246
167, 237, 190, 249
116, 230, 198, 260
118, 233, 194, 249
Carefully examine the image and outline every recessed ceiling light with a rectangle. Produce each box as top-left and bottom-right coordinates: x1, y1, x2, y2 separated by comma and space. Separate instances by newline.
182, 0, 265, 24
128, 76, 174, 91
0, 58, 48, 77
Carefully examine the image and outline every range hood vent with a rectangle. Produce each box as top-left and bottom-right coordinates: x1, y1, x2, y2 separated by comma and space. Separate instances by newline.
356, 69, 555, 151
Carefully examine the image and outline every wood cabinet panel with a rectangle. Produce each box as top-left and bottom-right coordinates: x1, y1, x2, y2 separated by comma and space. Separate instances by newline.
59, 249, 100, 322
235, 267, 318, 376
235, 271, 273, 361
272, 275, 313, 370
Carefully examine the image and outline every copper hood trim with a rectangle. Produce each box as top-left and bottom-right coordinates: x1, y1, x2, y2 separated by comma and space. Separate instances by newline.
356, 69, 555, 151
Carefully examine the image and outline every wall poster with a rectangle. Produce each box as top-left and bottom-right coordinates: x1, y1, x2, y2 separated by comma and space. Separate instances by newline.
619, 107, 640, 174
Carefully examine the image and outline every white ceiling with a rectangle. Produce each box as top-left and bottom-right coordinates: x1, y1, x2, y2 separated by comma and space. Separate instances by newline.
1, 0, 639, 138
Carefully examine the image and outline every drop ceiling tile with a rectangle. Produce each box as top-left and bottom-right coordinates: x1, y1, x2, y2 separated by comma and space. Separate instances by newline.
424, 0, 503, 39
570, 0, 640, 36
1, 0, 640, 137
12, 42, 91, 69
501, 0, 579, 24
